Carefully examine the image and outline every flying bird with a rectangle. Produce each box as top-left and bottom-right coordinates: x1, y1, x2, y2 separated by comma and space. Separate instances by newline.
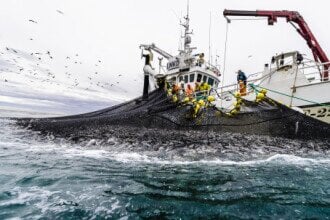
29, 19, 38, 24
56, 10, 64, 15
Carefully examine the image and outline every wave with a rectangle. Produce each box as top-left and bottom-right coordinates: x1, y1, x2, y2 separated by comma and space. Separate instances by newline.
21, 142, 330, 166
110, 152, 330, 166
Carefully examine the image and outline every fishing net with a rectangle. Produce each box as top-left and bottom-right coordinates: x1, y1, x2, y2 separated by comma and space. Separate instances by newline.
16, 86, 330, 140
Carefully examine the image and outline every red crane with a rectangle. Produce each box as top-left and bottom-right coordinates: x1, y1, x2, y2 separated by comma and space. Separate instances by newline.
223, 9, 329, 81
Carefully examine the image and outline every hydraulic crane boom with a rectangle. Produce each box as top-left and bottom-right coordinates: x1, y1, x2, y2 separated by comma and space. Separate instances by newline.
139, 43, 173, 60
223, 9, 329, 81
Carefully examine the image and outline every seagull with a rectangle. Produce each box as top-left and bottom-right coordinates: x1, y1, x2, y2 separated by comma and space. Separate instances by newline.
98, 60, 101, 63
5, 79, 8, 82
66, 56, 70, 59
46, 51, 50, 55
29, 38, 33, 41
56, 10, 64, 15
29, 19, 38, 24
118, 74, 122, 76
248, 55, 253, 58
6, 47, 9, 51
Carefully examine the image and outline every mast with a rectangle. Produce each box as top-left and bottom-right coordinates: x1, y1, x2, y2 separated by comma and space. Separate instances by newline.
181, 0, 193, 55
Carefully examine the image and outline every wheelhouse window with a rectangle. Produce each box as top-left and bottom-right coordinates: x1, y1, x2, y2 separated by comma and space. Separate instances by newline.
184, 75, 188, 83
202, 75, 207, 83
179, 76, 183, 83
207, 77, 215, 86
189, 74, 195, 82
197, 73, 202, 82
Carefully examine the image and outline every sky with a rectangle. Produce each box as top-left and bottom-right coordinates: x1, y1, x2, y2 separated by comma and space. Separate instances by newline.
0, 0, 330, 115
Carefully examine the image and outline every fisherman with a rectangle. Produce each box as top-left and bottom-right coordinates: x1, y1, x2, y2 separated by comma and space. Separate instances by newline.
170, 83, 181, 103
197, 53, 205, 67
185, 84, 194, 99
142, 48, 156, 100
237, 70, 247, 85
200, 82, 211, 94
195, 82, 200, 92
237, 70, 247, 96
172, 83, 180, 95
179, 81, 185, 97
197, 82, 211, 101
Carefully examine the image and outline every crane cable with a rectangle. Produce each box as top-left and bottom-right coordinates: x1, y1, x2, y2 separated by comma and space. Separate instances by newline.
220, 18, 230, 107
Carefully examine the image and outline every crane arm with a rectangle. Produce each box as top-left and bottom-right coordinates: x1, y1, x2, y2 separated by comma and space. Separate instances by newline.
223, 9, 329, 81
139, 43, 174, 60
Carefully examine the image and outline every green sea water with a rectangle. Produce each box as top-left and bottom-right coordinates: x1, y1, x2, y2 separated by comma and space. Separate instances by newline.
0, 119, 329, 219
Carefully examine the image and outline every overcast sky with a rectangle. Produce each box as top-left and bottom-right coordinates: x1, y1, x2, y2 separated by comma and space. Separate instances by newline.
1, 0, 330, 102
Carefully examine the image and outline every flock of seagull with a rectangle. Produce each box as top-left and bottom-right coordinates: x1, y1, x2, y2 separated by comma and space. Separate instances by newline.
1, 9, 133, 94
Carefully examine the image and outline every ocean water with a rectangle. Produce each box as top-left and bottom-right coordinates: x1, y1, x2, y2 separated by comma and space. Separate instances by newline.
0, 118, 330, 219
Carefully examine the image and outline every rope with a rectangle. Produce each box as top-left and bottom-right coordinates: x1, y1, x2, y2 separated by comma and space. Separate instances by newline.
249, 83, 330, 108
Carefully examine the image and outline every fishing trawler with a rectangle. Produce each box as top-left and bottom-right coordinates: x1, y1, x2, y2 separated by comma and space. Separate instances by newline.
139, 8, 220, 100
16, 8, 330, 140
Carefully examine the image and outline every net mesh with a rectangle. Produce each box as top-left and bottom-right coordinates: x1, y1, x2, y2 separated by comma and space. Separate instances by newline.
16, 88, 330, 140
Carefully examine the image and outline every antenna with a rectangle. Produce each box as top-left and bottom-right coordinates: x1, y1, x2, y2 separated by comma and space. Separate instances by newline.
187, 0, 189, 19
